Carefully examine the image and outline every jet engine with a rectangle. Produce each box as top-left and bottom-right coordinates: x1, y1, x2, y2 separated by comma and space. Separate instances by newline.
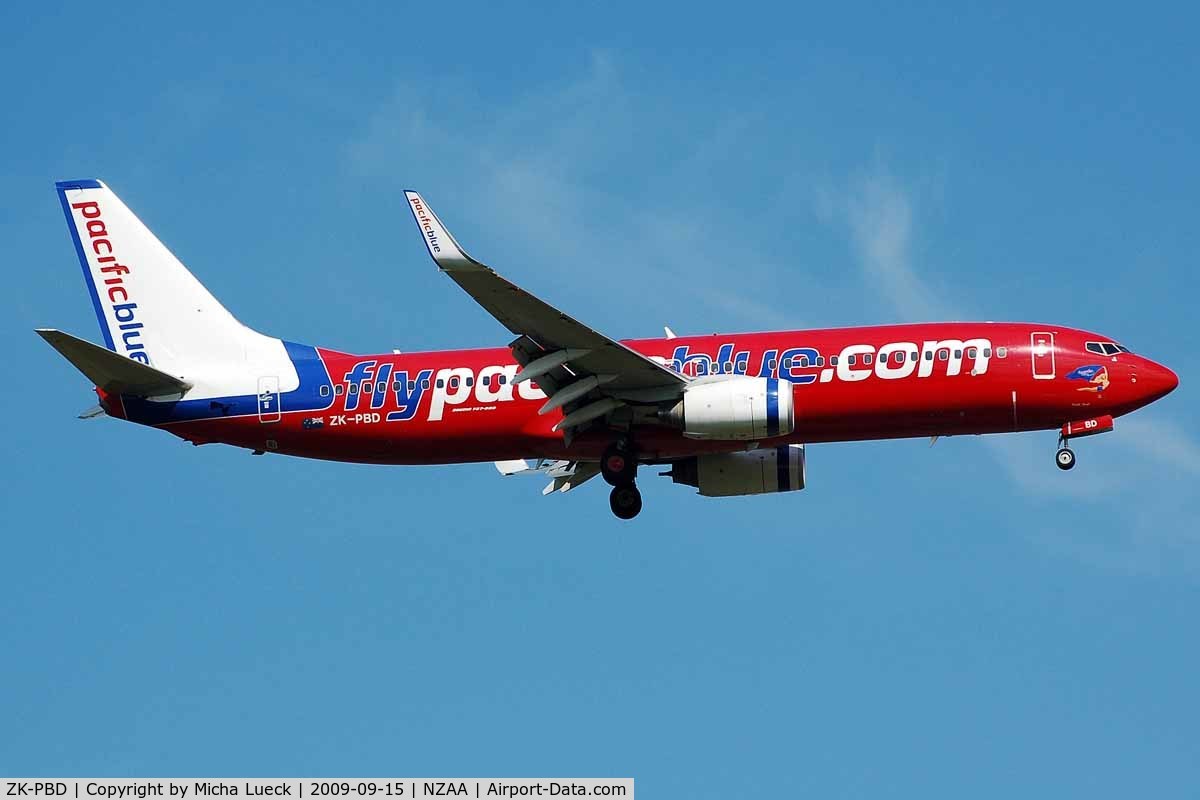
666, 444, 806, 497
661, 377, 795, 440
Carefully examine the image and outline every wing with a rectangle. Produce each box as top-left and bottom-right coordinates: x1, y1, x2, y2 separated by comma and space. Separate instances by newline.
404, 191, 687, 437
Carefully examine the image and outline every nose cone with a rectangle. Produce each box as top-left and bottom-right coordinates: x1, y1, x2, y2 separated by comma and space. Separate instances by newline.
1139, 359, 1179, 403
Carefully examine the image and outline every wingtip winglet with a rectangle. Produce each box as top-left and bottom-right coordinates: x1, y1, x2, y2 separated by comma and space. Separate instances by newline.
403, 190, 482, 272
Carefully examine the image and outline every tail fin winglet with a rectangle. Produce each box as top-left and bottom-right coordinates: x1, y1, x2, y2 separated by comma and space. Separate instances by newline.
36, 328, 191, 397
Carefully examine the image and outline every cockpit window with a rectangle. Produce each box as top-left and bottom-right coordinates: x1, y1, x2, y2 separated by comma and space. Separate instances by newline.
1087, 341, 1132, 356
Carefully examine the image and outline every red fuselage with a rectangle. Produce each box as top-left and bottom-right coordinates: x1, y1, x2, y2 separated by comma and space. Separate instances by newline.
108, 322, 1178, 465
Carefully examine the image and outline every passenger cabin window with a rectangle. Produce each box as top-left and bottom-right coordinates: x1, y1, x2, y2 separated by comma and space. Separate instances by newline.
768, 359, 778, 370
320, 386, 330, 397
348, 383, 357, 394
997, 347, 1007, 358
736, 361, 747, 372
334, 385, 344, 396
924, 351, 933, 361
421, 379, 430, 390
830, 356, 839, 366
910, 351, 918, 362
983, 348, 992, 358
967, 348, 977, 359
938, 349, 949, 361
863, 353, 873, 365
847, 355, 856, 366
954, 349, 963, 359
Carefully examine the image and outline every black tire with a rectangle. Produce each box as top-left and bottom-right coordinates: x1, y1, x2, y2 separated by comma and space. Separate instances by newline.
609, 485, 643, 520
1056, 447, 1076, 471
600, 443, 637, 487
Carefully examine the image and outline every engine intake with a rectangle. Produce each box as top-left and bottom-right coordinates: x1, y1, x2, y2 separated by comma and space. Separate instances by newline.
663, 377, 795, 440
668, 444, 807, 497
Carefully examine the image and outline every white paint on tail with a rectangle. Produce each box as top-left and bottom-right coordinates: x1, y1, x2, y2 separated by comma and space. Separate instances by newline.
56, 180, 296, 399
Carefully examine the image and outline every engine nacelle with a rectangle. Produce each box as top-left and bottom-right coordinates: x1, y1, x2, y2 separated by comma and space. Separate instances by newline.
663, 377, 795, 440
668, 444, 807, 497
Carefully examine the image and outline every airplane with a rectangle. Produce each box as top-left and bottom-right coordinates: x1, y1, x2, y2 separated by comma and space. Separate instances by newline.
39, 180, 1179, 519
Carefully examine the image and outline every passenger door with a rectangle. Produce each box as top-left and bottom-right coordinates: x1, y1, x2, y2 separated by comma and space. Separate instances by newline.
1031, 332, 1056, 379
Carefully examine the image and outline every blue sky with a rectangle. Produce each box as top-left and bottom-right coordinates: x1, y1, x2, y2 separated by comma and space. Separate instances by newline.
3, 2, 1198, 795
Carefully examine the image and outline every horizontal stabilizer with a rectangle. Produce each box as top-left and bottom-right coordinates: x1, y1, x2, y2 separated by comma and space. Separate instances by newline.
36, 328, 191, 397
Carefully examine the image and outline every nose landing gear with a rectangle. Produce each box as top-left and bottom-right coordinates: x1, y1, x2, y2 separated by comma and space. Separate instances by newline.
1055, 444, 1076, 470
1054, 415, 1113, 471
601, 439, 642, 519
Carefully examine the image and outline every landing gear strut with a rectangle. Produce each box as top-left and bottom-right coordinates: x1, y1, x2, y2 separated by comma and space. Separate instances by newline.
1055, 434, 1076, 471
1054, 415, 1114, 471
602, 439, 642, 519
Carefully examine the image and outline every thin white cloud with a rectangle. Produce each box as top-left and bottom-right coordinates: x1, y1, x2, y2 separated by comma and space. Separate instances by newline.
817, 168, 951, 322
1117, 416, 1200, 475
342, 54, 797, 334
821, 164, 1200, 572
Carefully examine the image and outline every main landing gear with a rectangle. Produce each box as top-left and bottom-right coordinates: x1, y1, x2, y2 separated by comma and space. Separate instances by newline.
609, 484, 643, 519
602, 439, 642, 520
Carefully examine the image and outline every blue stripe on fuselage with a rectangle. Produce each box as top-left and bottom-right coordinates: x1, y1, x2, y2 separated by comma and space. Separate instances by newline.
122, 341, 334, 425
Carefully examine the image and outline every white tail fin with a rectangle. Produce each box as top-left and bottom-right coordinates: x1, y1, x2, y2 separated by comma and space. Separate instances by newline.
54, 180, 295, 398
